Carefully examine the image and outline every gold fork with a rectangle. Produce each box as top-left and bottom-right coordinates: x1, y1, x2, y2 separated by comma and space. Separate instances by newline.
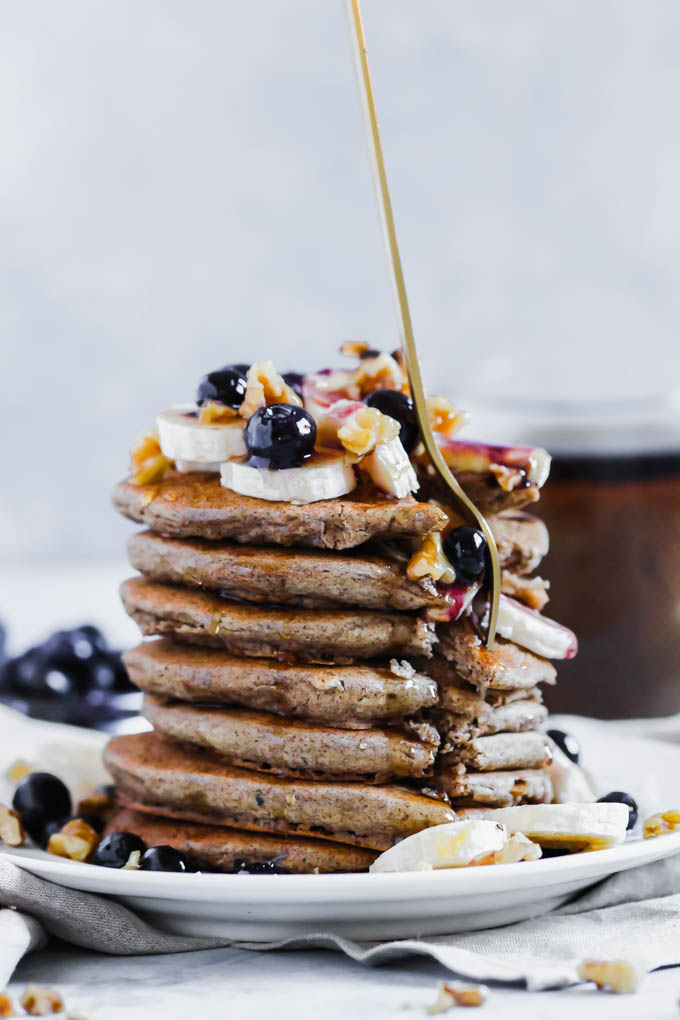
345, 0, 501, 647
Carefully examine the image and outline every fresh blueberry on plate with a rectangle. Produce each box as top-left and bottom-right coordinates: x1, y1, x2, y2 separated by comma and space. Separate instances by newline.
546, 729, 581, 765
443, 526, 488, 584
365, 389, 420, 453
232, 858, 287, 874
597, 791, 638, 830
12, 772, 72, 843
282, 371, 304, 398
245, 403, 317, 469
94, 832, 147, 868
140, 845, 194, 873
196, 366, 248, 408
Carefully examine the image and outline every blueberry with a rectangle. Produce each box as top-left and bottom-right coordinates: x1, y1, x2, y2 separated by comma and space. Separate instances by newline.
140, 845, 194, 873
597, 791, 638, 830
5, 649, 50, 695
245, 403, 316, 469
42, 628, 98, 667
196, 366, 248, 408
0, 620, 6, 664
359, 347, 381, 360
77, 625, 108, 653
232, 858, 287, 874
94, 831, 147, 868
365, 389, 420, 454
443, 526, 488, 585
13, 773, 72, 843
546, 729, 580, 764
282, 371, 304, 399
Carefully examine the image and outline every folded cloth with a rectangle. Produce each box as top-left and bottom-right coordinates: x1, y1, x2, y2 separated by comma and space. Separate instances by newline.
2, 852, 680, 991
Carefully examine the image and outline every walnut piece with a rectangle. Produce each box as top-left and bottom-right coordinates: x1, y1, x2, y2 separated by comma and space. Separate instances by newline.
427, 981, 488, 1012
6, 760, 33, 784
389, 659, 416, 680
489, 462, 525, 492
407, 533, 456, 585
0, 992, 14, 1018
123, 850, 142, 870
427, 395, 469, 439
47, 819, 99, 862
239, 361, 302, 420
20, 986, 64, 1016
198, 399, 239, 424
577, 959, 645, 994
76, 788, 116, 826
0, 805, 25, 847
491, 833, 542, 864
129, 429, 172, 486
337, 405, 399, 458
642, 809, 680, 839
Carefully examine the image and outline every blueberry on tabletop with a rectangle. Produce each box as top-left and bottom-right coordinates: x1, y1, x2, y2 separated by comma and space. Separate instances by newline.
597, 791, 638, 830
443, 526, 488, 585
233, 858, 287, 874
140, 845, 194, 873
77, 624, 109, 653
365, 389, 420, 454
546, 729, 581, 765
42, 628, 97, 666
196, 366, 248, 409
245, 403, 317, 469
359, 348, 381, 360
13, 772, 72, 843
94, 831, 147, 868
0, 619, 6, 664
3, 648, 50, 695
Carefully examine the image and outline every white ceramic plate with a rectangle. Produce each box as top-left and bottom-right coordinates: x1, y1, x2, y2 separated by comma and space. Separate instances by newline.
4, 721, 680, 941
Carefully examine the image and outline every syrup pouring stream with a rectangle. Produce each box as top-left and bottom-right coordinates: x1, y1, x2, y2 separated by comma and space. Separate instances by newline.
343, 0, 501, 647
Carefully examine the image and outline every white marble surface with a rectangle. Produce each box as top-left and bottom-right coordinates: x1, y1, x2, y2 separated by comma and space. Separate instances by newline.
7, 942, 680, 1020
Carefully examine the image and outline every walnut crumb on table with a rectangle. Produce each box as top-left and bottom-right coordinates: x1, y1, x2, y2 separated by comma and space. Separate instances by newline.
577, 959, 646, 994
0, 992, 15, 1018
642, 810, 680, 838
20, 985, 64, 1016
427, 982, 488, 1012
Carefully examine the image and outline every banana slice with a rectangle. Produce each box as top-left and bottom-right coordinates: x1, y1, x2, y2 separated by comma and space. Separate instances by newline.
175, 459, 221, 473
475, 803, 629, 851
369, 820, 508, 873
157, 406, 247, 464
545, 737, 597, 804
361, 437, 419, 498
220, 452, 357, 504
485, 596, 578, 660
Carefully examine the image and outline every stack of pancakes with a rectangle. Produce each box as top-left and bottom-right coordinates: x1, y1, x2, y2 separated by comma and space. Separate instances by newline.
104, 468, 558, 872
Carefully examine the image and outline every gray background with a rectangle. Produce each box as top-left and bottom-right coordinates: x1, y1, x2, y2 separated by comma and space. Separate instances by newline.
2, 0, 680, 563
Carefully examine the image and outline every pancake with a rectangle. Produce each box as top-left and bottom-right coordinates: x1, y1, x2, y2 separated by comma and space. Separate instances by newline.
436, 767, 553, 807
426, 664, 543, 716
142, 695, 439, 782
436, 619, 557, 692
106, 808, 377, 873
104, 732, 455, 851
124, 640, 438, 728
489, 511, 549, 574
113, 471, 448, 550
439, 730, 551, 772
121, 577, 437, 662
127, 530, 446, 612
436, 699, 548, 745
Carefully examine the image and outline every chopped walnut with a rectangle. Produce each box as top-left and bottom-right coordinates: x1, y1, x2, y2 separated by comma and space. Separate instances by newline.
123, 850, 142, 870
129, 429, 172, 485
577, 959, 645, 994
489, 462, 526, 492
427, 396, 469, 439
198, 399, 240, 424
491, 833, 542, 864
239, 361, 302, 420
20, 986, 64, 1016
0, 992, 14, 1018
76, 788, 116, 826
0, 805, 25, 847
6, 760, 33, 784
407, 533, 456, 585
340, 341, 374, 359
337, 405, 399, 458
389, 658, 416, 680
47, 818, 99, 862
351, 351, 407, 397
427, 981, 488, 1012
642, 809, 680, 839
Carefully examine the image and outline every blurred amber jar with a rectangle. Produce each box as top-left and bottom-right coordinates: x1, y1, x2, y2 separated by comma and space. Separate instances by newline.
457, 395, 680, 719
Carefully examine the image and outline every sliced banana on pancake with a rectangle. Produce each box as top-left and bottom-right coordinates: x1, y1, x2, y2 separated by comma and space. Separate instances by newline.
220, 451, 357, 504
475, 802, 629, 851
157, 405, 247, 464
369, 819, 508, 873
485, 596, 578, 660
